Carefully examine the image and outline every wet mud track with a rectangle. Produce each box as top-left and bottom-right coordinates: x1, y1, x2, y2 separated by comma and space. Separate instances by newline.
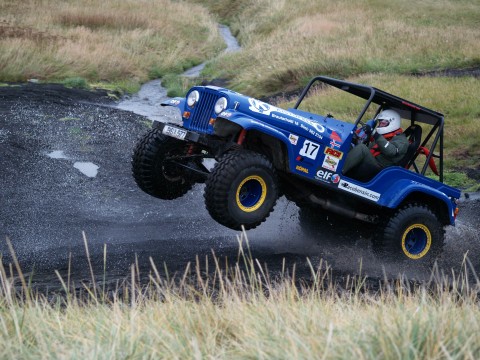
1, 83, 479, 292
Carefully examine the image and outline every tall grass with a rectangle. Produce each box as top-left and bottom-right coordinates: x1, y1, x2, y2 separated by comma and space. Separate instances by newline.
0, 232, 479, 358
0, 0, 224, 91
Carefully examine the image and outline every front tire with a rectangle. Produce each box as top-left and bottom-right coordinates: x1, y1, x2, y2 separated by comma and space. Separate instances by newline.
374, 203, 444, 263
204, 151, 278, 230
132, 127, 193, 200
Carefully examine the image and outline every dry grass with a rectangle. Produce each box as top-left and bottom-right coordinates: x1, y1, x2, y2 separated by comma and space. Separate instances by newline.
0, 0, 224, 90
200, 0, 480, 97
0, 232, 479, 358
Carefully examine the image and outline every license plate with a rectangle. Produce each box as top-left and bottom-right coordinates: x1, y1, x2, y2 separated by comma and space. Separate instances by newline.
162, 125, 187, 140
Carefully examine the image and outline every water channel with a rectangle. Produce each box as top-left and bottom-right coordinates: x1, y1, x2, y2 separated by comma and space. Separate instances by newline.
116, 24, 240, 122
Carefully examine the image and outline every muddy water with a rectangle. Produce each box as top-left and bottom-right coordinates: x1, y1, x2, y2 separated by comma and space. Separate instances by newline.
116, 24, 240, 122
114, 79, 178, 123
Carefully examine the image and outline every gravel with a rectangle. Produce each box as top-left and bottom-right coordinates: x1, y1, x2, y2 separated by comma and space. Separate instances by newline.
0, 82, 479, 292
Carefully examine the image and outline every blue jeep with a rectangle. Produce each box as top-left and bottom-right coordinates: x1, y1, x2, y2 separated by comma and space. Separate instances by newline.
132, 76, 461, 262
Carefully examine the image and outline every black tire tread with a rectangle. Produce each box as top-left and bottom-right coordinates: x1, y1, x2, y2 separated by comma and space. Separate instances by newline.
132, 127, 193, 200
375, 202, 445, 262
204, 150, 278, 230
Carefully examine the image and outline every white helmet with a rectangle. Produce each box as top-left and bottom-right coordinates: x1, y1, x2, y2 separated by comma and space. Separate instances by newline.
375, 109, 401, 135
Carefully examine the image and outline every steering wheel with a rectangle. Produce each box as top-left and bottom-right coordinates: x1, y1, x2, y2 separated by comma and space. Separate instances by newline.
353, 119, 378, 145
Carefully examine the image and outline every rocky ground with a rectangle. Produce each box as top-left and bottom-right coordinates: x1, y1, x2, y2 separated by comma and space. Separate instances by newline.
0, 82, 479, 292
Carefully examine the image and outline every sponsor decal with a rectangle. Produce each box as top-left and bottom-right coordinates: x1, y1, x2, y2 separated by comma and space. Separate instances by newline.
271, 113, 294, 124
339, 180, 381, 202
331, 131, 342, 143
329, 131, 343, 148
324, 147, 343, 159
248, 98, 273, 115
289, 134, 299, 145
169, 99, 180, 105
299, 140, 320, 160
248, 98, 325, 137
315, 169, 335, 183
322, 155, 340, 172
330, 139, 341, 149
295, 165, 309, 174
219, 111, 232, 118
331, 174, 341, 184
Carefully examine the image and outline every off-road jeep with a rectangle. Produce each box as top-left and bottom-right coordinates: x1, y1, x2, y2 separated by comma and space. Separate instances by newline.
132, 76, 461, 262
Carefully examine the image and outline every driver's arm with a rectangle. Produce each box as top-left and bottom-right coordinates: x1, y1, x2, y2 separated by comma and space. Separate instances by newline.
373, 134, 407, 158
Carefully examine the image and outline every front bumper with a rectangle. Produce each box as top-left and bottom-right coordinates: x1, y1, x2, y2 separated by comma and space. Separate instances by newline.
154, 122, 204, 144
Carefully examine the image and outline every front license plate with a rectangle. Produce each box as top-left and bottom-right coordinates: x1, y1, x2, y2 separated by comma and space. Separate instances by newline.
162, 125, 187, 140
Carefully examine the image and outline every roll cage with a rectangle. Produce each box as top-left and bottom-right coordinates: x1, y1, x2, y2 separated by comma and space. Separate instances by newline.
294, 76, 447, 182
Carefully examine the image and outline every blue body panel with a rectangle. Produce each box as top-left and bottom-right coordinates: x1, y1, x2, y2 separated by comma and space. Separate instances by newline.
342, 167, 460, 224
162, 86, 461, 225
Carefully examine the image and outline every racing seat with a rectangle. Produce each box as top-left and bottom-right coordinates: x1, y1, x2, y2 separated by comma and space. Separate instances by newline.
344, 124, 423, 182
397, 124, 422, 168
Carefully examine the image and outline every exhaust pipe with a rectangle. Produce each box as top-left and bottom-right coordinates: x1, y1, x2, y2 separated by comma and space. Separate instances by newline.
308, 194, 377, 223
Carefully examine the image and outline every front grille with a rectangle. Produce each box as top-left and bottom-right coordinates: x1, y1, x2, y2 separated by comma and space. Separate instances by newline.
189, 90, 220, 133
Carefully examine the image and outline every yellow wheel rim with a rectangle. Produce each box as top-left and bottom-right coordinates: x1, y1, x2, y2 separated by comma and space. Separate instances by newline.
236, 175, 267, 212
401, 224, 432, 259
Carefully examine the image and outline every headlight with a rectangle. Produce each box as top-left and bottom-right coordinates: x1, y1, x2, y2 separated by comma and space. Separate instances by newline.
214, 97, 228, 114
187, 90, 199, 107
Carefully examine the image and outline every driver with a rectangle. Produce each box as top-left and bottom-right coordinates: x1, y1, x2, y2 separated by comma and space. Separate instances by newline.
342, 109, 409, 181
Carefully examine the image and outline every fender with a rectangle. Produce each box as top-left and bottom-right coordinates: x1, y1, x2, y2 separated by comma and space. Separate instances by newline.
342, 167, 459, 225
161, 97, 185, 112
161, 98, 293, 153
375, 175, 458, 225
219, 112, 309, 174
218, 112, 294, 150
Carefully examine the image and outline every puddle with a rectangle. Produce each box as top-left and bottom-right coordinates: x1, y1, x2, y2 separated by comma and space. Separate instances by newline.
74, 162, 99, 178
47, 150, 69, 159
46, 151, 99, 177
114, 79, 177, 123
464, 192, 480, 201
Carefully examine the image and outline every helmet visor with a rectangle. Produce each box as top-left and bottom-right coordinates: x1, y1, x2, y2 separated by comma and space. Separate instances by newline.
378, 119, 391, 128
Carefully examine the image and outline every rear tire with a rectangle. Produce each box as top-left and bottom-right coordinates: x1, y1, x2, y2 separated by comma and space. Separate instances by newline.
204, 150, 278, 230
373, 203, 444, 263
132, 127, 193, 200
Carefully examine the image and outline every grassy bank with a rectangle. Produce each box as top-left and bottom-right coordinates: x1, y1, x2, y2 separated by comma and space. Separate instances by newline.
1, 233, 479, 359
198, 0, 480, 97
0, 0, 224, 93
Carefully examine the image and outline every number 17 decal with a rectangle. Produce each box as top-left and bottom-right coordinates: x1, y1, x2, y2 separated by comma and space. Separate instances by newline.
299, 140, 320, 159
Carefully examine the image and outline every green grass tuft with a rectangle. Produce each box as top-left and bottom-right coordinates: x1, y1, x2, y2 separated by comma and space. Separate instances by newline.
63, 77, 88, 89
